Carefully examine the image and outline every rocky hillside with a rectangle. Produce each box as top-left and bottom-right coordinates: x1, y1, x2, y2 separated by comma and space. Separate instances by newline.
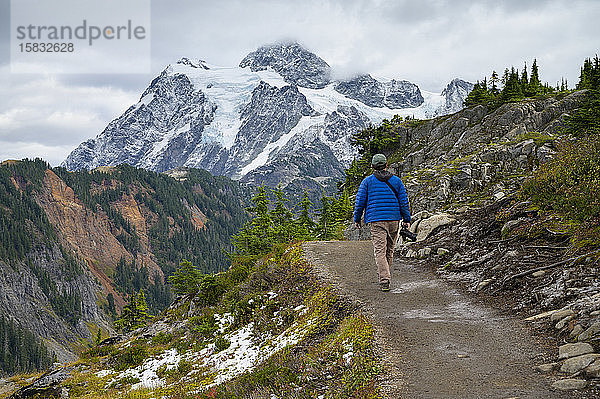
346, 86, 600, 393
389, 91, 586, 212
62, 42, 472, 200
0, 160, 249, 364
4, 244, 381, 398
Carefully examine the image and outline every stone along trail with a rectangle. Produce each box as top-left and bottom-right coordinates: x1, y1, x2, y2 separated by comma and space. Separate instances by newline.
303, 240, 568, 399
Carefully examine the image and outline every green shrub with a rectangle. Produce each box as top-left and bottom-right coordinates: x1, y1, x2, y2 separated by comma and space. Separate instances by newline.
231, 296, 260, 328
111, 342, 148, 371
82, 344, 116, 359
214, 335, 231, 352
169, 259, 202, 296
521, 136, 600, 247
176, 358, 193, 375
191, 312, 219, 340
198, 274, 225, 306
151, 332, 173, 345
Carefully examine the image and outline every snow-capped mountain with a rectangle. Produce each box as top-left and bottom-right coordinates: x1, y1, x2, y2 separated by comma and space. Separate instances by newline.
62, 42, 472, 195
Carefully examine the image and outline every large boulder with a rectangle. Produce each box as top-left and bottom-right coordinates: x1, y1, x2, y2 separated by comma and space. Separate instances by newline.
560, 354, 600, 374
578, 322, 600, 342
9, 367, 71, 399
558, 343, 594, 360
416, 213, 456, 241
551, 379, 588, 391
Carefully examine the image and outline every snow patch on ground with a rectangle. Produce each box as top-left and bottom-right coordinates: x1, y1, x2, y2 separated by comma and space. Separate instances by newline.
96, 369, 114, 378
116, 349, 181, 390
267, 291, 278, 300
195, 317, 308, 388
214, 312, 234, 334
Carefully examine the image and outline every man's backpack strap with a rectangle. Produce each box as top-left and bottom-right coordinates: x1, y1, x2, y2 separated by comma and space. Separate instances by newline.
382, 179, 402, 211
383, 179, 399, 199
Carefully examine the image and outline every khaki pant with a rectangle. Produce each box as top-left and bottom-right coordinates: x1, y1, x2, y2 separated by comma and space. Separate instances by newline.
370, 220, 400, 283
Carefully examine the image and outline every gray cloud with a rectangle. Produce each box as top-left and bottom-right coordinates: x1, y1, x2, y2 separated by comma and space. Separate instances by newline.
1, 0, 599, 165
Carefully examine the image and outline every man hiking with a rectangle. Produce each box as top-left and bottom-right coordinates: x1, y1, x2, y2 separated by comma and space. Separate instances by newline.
353, 154, 411, 292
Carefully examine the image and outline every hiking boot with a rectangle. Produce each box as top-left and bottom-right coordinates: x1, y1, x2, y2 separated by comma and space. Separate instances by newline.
380, 280, 390, 292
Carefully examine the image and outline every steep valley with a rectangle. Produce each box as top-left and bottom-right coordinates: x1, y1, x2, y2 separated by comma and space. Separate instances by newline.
0, 161, 249, 364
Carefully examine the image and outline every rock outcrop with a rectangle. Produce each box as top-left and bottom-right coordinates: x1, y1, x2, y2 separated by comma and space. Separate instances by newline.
8, 367, 71, 399
388, 91, 586, 213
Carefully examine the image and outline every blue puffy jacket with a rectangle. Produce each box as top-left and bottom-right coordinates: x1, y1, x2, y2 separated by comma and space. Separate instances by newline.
353, 170, 411, 224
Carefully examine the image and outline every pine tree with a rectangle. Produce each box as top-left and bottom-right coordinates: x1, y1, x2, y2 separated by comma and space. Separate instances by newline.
107, 293, 116, 317
95, 328, 102, 346
270, 185, 295, 242
115, 290, 153, 332
464, 81, 490, 106
489, 70, 500, 96
500, 67, 523, 102
577, 57, 594, 89
316, 193, 346, 240
232, 186, 275, 256
520, 62, 529, 89
316, 195, 331, 239
296, 191, 315, 239
529, 59, 541, 94
566, 55, 600, 136
501, 68, 510, 85
169, 259, 202, 296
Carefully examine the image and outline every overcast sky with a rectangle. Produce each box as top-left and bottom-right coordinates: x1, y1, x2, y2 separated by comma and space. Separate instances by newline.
1, 0, 599, 165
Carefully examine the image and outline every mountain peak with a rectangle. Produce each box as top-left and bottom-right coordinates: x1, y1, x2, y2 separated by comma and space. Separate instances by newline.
442, 78, 473, 95
176, 57, 209, 69
239, 41, 331, 89
440, 78, 474, 115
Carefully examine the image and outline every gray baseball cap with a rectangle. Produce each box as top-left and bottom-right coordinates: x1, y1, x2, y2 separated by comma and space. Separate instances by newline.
371, 153, 387, 169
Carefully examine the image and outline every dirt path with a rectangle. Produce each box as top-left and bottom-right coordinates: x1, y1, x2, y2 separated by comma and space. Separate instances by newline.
303, 240, 568, 399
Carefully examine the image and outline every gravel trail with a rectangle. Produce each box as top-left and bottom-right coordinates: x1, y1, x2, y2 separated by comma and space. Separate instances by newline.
303, 240, 568, 399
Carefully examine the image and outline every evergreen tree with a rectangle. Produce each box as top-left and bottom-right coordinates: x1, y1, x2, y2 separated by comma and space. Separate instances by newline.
338, 188, 353, 222
107, 293, 116, 317
232, 186, 277, 256
566, 55, 600, 136
576, 57, 594, 89
270, 185, 295, 243
295, 191, 316, 239
115, 290, 153, 333
315, 193, 349, 240
316, 195, 333, 239
464, 80, 490, 106
95, 328, 102, 346
489, 70, 500, 96
0, 316, 54, 374
530, 59, 541, 94
500, 67, 523, 102
501, 68, 510, 85
169, 259, 202, 296
520, 62, 529, 89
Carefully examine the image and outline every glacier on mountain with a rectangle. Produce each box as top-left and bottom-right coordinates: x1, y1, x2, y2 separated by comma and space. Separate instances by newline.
62, 42, 472, 196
